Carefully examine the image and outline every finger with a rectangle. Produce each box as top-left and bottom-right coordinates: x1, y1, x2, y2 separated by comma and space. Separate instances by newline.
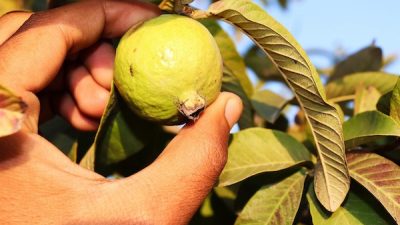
0, 0, 160, 93
100, 93, 243, 224
82, 42, 115, 90
0, 132, 105, 223
0, 131, 104, 181
0, 11, 32, 45
57, 93, 99, 131
67, 66, 109, 118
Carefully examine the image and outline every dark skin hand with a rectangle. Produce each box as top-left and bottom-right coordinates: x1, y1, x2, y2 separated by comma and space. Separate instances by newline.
0, 1, 243, 224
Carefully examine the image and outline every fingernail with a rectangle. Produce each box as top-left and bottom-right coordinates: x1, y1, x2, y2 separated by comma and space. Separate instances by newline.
225, 97, 241, 128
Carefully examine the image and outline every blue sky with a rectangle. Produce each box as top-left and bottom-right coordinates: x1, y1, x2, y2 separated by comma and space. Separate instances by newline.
261, 0, 400, 74
194, 0, 400, 74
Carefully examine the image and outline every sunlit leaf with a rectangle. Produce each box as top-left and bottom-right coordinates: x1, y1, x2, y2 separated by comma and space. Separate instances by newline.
200, 195, 214, 218
68, 142, 78, 163
390, 78, 400, 124
79, 144, 95, 171
208, 0, 349, 211
343, 111, 400, 148
236, 171, 306, 225
347, 152, 400, 223
202, 19, 253, 96
353, 86, 381, 115
222, 67, 255, 129
218, 128, 311, 186
329, 46, 383, 82
0, 84, 26, 137
326, 72, 398, 100
251, 90, 289, 123
382, 54, 398, 69
308, 183, 393, 225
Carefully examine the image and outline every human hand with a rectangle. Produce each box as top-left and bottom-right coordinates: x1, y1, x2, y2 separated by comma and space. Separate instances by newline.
0, 1, 243, 224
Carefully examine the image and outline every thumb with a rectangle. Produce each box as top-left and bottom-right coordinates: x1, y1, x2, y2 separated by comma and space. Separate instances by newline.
151, 91, 243, 191
104, 92, 242, 224
157, 91, 243, 177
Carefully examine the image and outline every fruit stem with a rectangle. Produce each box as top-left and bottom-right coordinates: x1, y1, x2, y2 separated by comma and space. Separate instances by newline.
158, 0, 210, 19
178, 94, 206, 121
182, 7, 211, 19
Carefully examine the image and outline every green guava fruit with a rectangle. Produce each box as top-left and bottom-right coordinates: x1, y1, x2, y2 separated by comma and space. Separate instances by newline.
114, 14, 223, 125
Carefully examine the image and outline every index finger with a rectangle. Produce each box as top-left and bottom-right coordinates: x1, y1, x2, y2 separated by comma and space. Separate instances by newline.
0, 0, 160, 93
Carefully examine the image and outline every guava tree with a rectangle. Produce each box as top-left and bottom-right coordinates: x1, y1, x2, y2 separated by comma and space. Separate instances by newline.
1, 0, 399, 224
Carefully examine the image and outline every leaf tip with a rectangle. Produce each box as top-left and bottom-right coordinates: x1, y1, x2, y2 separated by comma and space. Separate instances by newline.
314, 178, 350, 212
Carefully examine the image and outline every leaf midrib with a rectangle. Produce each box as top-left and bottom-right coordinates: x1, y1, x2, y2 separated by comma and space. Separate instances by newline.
262, 174, 304, 225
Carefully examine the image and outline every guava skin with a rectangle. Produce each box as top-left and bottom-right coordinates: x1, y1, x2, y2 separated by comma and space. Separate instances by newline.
114, 14, 223, 125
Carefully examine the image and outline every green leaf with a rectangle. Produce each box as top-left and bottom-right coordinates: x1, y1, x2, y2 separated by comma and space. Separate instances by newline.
308, 183, 393, 225
376, 91, 392, 115
353, 86, 381, 115
347, 152, 400, 223
265, 114, 289, 132
235, 171, 306, 225
0, 84, 26, 137
208, 0, 349, 211
218, 128, 311, 187
329, 46, 383, 82
39, 116, 77, 154
343, 111, 400, 148
251, 90, 289, 123
245, 45, 281, 81
202, 19, 253, 96
68, 142, 78, 163
214, 186, 237, 212
191, 190, 236, 225
383, 54, 398, 69
199, 195, 214, 218
94, 85, 164, 166
326, 72, 398, 100
79, 145, 95, 171
222, 67, 255, 129
27, 0, 48, 11
390, 78, 400, 124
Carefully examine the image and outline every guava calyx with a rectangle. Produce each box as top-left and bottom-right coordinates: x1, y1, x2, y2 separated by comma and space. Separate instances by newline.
178, 93, 206, 121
